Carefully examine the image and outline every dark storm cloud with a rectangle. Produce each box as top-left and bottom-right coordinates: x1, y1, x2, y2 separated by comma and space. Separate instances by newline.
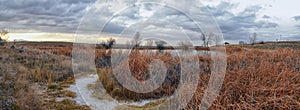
207, 2, 279, 41
0, 0, 96, 33
0, 0, 283, 43
147, 5, 211, 33
105, 1, 278, 42
96, 3, 207, 38
293, 15, 300, 21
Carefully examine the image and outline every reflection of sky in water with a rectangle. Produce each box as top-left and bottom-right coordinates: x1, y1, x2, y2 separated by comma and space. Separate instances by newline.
69, 74, 162, 110
112, 49, 212, 57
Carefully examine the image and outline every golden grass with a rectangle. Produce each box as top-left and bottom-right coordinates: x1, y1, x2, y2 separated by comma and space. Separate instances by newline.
96, 50, 181, 101
186, 48, 300, 109
49, 90, 77, 98
47, 99, 90, 110
95, 47, 300, 109
3, 43, 299, 109
0, 68, 43, 109
0, 45, 86, 109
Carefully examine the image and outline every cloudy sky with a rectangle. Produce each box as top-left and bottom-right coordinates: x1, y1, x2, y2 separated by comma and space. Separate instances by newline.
0, 0, 299, 44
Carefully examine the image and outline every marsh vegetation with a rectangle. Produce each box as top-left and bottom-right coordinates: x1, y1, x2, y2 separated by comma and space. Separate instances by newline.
1, 41, 299, 109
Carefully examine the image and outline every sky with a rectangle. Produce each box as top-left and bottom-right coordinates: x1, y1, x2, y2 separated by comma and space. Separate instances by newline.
0, 0, 299, 44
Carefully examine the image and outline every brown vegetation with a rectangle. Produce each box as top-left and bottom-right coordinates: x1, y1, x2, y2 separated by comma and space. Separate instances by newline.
95, 46, 300, 109
0, 45, 88, 109
2, 42, 299, 109
97, 50, 181, 101
186, 47, 300, 109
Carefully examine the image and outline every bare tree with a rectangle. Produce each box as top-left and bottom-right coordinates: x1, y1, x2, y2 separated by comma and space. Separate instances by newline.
249, 32, 257, 44
132, 32, 141, 47
201, 32, 215, 47
0, 28, 9, 41
224, 42, 230, 45
201, 33, 207, 47
100, 37, 116, 49
155, 40, 167, 53
107, 37, 116, 48
239, 41, 246, 45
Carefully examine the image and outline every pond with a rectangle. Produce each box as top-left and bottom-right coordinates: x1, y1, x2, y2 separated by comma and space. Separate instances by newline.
110, 49, 214, 56
68, 74, 163, 110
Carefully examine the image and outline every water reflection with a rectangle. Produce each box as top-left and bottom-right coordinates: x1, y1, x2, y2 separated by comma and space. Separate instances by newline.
110, 49, 213, 56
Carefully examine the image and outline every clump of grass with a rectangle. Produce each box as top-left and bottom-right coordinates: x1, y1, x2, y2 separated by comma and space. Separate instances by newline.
59, 77, 75, 88
49, 90, 77, 98
109, 87, 122, 100
48, 83, 63, 90
48, 99, 90, 110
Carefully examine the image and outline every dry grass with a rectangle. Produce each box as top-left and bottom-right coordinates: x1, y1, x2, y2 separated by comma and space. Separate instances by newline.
29, 46, 73, 56
94, 47, 300, 109
228, 41, 300, 50
97, 50, 181, 101
186, 48, 300, 109
49, 90, 77, 98
0, 70, 43, 109
47, 99, 90, 110
0, 45, 86, 109
3, 43, 299, 109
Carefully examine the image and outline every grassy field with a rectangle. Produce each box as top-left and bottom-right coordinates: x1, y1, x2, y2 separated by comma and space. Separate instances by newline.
1, 41, 299, 109
0, 43, 90, 110
229, 41, 300, 50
